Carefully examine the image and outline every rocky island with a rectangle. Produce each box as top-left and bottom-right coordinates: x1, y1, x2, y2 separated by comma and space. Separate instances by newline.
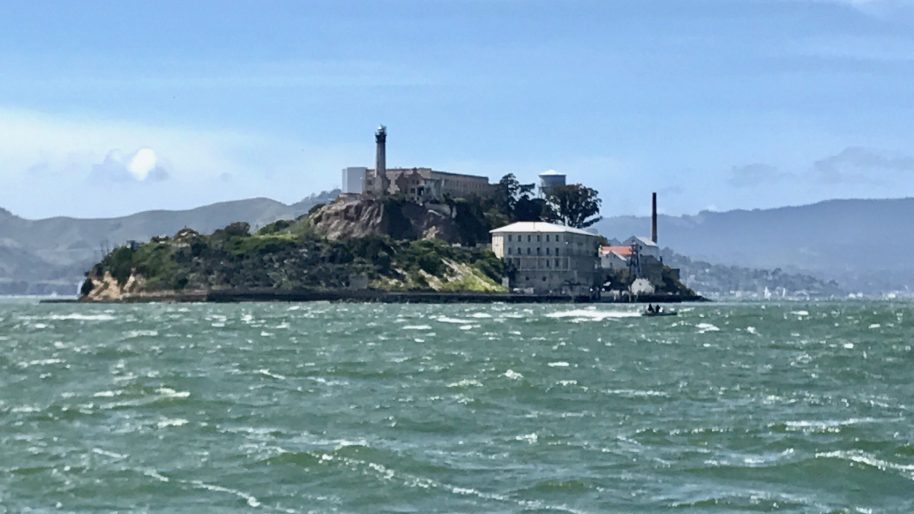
80, 196, 507, 302
79, 127, 699, 303
79, 193, 697, 303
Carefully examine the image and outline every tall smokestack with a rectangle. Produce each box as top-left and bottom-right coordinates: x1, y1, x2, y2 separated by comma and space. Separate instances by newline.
375, 125, 387, 194
651, 192, 658, 244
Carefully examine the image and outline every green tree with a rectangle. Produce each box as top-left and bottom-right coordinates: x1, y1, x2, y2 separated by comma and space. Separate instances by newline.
514, 196, 554, 222
545, 184, 602, 228
494, 173, 536, 219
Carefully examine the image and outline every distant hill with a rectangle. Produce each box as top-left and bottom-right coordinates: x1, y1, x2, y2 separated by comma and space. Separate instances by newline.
0, 191, 338, 294
595, 197, 914, 294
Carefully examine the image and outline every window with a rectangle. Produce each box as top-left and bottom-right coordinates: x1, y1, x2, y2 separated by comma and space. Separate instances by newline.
507, 247, 512, 255
555, 258, 561, 268
537, 235, 541, 242
527, 247, 531, 255
546, 234, 550, 242
546, 247, 551, 255
527, 235, 532, 242
536, 247, 541, 255
555, 247, 560, 255
556, 235, 561, 242
546, 259, 550, 268
508, 234, 513, 242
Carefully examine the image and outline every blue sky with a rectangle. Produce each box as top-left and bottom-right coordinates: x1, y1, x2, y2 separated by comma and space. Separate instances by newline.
2, 0, 913, 218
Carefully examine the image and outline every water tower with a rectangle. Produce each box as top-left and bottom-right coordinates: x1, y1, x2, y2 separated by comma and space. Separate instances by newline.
538, 169, 566, 196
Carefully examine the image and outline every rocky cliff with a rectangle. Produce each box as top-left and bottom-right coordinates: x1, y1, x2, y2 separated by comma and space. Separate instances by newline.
310, 196, 462, 243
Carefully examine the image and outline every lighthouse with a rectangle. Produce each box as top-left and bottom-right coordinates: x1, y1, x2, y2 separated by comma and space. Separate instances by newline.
375, 125, 388, 195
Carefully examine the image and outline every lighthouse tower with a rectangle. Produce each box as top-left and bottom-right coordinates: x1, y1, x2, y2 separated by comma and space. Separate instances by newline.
375, 125, 388, 195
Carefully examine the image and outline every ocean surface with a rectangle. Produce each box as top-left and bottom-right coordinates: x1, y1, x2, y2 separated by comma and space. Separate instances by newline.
1, 299, 912, 513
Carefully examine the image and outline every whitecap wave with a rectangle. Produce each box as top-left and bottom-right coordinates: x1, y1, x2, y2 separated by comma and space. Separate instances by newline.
435, 316, 474, 324
504, 369, 523, 380
156, 418, 189, 429
695, 323, 720, 333
191, 480, 261, 508
155, 387, 190, 399
816, 450, 914, 480
546, 309, 639, 321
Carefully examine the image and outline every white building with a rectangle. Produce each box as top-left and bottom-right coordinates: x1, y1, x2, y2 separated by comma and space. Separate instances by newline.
341, 167, 367, 194
623, 236, 660, 259
599, 246, 631, 271
490, 222, 600, 295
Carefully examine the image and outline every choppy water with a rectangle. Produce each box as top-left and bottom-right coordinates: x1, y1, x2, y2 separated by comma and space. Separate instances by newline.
1, 299, 913, 512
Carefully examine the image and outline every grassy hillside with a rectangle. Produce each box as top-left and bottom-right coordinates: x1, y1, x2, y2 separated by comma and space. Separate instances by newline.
82, 217, 504, 299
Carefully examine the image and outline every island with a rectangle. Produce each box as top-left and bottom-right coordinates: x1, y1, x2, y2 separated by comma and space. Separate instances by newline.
78, 196, 699, 303
78, 127, 701, 303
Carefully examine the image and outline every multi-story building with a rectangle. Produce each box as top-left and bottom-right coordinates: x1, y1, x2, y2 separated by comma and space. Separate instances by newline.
490, 222, 600, 295
363, 167, 491, 202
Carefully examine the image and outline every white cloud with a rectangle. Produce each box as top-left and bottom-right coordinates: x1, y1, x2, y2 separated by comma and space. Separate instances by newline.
0, 107, 246, 183
0, 106, 356, 218
89, 148, 169, 183
127, 148, 160, 181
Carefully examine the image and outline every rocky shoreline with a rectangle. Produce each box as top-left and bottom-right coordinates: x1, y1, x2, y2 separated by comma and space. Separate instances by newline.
48, 288, 707, 304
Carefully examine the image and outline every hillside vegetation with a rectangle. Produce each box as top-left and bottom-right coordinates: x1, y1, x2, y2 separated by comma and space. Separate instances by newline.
82, 215, 504, 300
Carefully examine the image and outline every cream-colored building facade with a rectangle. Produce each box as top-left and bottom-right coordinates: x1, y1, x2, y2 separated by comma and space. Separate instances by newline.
364, 167, 491, 202
491, 222, 600, 295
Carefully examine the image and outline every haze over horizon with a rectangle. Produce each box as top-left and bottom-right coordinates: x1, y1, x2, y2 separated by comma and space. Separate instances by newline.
2, 0, 914, 219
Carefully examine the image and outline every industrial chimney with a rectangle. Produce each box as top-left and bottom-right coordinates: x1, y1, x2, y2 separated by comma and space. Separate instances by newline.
651, 192, 658, 244
375, 125, 388, 195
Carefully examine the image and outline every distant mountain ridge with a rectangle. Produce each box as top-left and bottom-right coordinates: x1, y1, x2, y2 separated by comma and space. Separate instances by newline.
2, 194, 911, 295
0, 191, 338, 294
595, 197, 914, 293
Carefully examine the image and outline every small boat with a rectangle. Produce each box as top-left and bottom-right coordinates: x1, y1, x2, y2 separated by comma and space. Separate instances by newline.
641, 307, 677, 317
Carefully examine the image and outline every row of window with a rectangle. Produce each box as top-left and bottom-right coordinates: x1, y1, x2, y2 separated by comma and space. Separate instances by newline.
507, 246, 561, 256
506, 233, 563, 243
507, 257, 565, 269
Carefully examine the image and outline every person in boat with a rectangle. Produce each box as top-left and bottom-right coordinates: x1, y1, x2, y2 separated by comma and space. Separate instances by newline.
646, 304, 655, 314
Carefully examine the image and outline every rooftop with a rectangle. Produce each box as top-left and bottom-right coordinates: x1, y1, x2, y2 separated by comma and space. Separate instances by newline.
600, 245, 634, 258
626, 236, 658, 247
490, 222, 597, 236
368, 167, 490, 181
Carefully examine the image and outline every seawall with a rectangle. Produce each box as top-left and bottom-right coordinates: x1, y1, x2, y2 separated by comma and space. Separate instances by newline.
48, 289, 707, 304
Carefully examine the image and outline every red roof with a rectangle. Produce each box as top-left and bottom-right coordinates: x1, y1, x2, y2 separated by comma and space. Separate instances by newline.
600, 245, 634, 257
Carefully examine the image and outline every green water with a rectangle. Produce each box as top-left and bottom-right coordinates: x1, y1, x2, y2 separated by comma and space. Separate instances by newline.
1, 300, 912, 512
